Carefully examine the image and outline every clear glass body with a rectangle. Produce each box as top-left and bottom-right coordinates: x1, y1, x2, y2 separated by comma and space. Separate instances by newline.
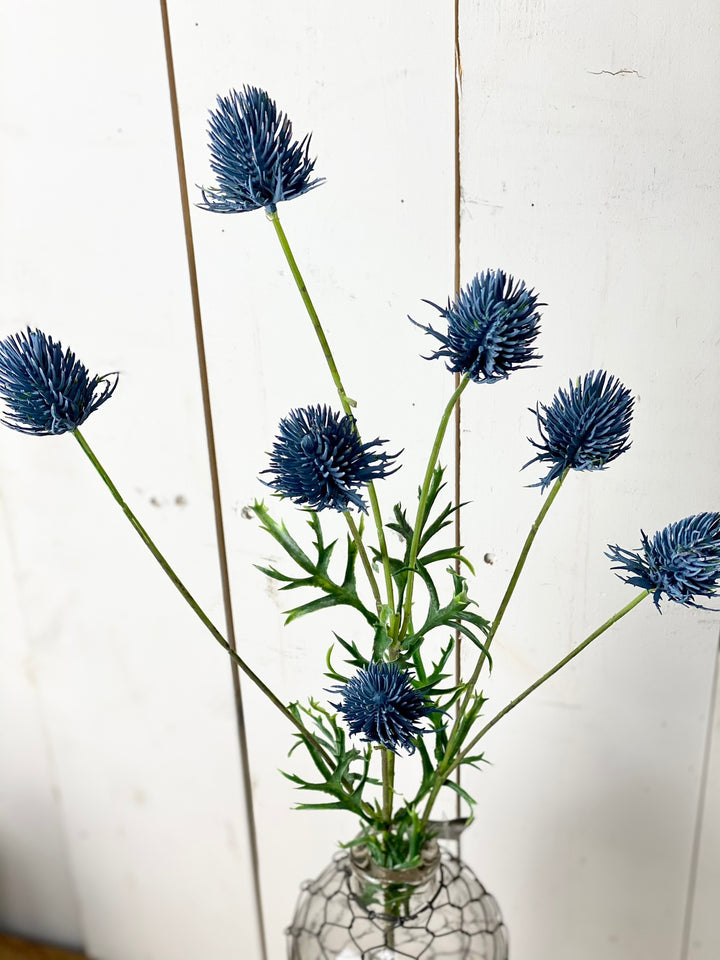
287, 843, 508, 960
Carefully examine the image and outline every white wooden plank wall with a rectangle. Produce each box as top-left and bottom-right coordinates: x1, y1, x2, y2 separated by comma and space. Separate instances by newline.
456, 3, 720, 959
0, 3, 718, 960
688, 649, 720, 959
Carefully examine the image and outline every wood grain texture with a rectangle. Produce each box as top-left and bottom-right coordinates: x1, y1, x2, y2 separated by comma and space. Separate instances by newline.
0, 934, 86, 960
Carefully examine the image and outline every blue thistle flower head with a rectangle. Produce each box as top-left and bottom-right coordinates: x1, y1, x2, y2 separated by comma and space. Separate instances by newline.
607, 513, 720, 611
262, 405, 400, 513
410, 269, 543, 383
525, 370, 633, 490
330, 662, 436, 754
0, 328, 117, 436
198, 86, 324, 214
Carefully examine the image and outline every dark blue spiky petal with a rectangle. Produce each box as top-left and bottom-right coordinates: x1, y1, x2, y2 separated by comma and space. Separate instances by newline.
262, 405, 400, 513
0, 328, 117, 436
525, 370, 633, 490
410, 270, 543, 383
198, 86, 324, 214
329, 662, 435, 754
607, 512, 720, 611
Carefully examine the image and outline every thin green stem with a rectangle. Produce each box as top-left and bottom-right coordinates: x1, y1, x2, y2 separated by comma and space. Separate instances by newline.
267, 209, 396, 620
462, 469, 569, 713
344, 511, 383, 614
457, 589, 651, 766
382, 748, 395, 825
267, 210, 353, 416
380, 744, 396, 946
72, 428, 332, 767
421, 589, 651, 825
367, 483, 396, 624
425, 470, 569, 816
394, 375, 470, 650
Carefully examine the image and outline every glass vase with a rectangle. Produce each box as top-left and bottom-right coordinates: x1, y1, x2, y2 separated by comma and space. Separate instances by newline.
287, 839, 508, 959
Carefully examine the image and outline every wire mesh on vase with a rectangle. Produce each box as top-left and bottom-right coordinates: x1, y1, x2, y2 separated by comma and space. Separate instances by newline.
287, 838, 508, 960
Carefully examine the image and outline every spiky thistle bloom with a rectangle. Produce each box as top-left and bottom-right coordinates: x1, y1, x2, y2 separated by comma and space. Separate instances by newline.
525, 370, 633, 490
0, 328, 117, 436
410, 269, 543, 383
330, 662, 436, 754
262, 405, 400, 513
607, 513, 720, 611
198, 86, 324, 214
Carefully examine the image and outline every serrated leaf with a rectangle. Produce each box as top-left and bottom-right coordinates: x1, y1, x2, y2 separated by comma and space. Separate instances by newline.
325, 645, 350, 684
284, 594, 340, 624
444, 778, 476, 809
342, 534, 359, 591
333, 634, 369, 670
419, 547, 475, 575
414, 561, 440, 616
293, 800, 356, 813
371, 623, 392, 661
419, 500, 469, 552
252, 501, 315, 573
253, 563, 297, 583
306, 512, 337, 575
459, 753, 486, 771
415, 739, 436, 797
252, 501, 378, 626
387, 502, 413, 543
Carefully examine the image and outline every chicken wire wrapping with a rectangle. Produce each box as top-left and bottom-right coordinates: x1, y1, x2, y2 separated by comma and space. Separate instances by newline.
287, 842, 508, 959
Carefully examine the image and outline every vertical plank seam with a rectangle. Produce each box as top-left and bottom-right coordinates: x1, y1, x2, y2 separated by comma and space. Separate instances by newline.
679, 631, 720, 960
156, 4, 268, 957
453, 0, 464, 829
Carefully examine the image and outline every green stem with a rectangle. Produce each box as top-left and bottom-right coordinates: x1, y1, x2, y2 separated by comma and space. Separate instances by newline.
72, 428, 333, 768
267, 209, 396, 620
380, 745, 395, 943
425, 470, 568, 815
421, 589, 650, 825
367, 482, 396, 626
382, 747, 395, 826
267, 210, 353, 416
344, 511, 383, 614
394, 375, 470, 650
458, 589, 651, 765
461, 469, 569, 713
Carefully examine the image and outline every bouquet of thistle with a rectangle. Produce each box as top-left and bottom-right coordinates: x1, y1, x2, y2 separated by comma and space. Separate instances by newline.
1, 86, 719, 938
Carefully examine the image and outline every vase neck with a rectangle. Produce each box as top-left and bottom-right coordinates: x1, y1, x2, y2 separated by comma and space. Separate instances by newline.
348, 840, 442, 913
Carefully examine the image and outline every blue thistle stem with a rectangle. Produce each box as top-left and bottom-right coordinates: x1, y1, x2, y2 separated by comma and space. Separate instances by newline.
267, 209, 396, 618
394, 374, 471, 651
72, 428, 333, 765
421, 588, 650, 826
